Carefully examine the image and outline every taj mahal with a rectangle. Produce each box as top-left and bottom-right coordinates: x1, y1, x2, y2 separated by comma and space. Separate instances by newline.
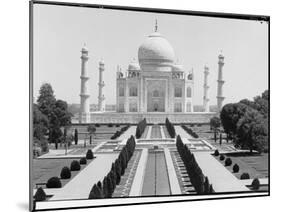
78, 21, 225, 124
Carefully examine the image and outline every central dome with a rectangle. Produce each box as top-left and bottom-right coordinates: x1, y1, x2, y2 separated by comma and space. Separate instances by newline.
138, 32, 176, 68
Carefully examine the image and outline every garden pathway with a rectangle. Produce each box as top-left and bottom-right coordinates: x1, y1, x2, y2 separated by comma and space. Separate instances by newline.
193, 152, 249, 192
164, 148, 181, 195
50, 153, 119, 200
129, 149, 148, 196
175, 126, 193, 139
119, 126, 136, 145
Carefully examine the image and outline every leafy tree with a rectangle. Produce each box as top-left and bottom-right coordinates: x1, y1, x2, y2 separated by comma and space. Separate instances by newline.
37, 83, 56, 119
236, 108, 267, 153
89, 184, 103, 199
210, 116, 221, 142
33, 104, 49, 140
220, 103, 248, 139
34, 187, 46, 201
36, 83, 72, 147
74, 128, 78, 145
87, 125, 96, 145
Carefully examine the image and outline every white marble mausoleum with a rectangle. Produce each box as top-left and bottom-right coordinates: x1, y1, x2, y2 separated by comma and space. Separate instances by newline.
116, 26, 194, 114
78, 21, 225, 124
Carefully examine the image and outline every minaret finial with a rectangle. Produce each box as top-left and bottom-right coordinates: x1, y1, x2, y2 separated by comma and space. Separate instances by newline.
155, 19, 158, 32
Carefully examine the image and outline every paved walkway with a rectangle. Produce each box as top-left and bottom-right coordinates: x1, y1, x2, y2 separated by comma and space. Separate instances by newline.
193, 152, 249, 192
164, 148, 181, 195
129, 149, 148, 196
146, 126, 152, 139
160, 126, 165, 139
119, 126, 136, 145
50, 153, 119, 200
175, 126, 193, 139
240, 178, 268, 186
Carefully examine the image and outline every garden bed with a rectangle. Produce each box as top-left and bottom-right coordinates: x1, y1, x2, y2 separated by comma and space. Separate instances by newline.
33, 157, 93, 189
213, 152, 268, 180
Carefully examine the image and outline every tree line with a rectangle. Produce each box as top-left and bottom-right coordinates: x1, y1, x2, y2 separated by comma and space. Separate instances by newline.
33, 83, 72, 151
89, 135, 136, 198
135, 118, 147, 139
220, 90, 268, 153
165, 118, 176, 138
176, 135, 214, 194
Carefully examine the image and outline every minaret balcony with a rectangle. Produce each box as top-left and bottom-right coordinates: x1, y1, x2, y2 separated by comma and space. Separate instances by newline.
80, 55, 89, 60
80, 93, 90, 98
217, 79, 225, 84
80, 76, 90, 80
216, 96, 225, 100
98, 96, 105, 101
98, 82, 105, 87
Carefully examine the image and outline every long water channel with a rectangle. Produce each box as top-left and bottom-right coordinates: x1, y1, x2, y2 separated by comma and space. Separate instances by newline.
141, 149, 171, 196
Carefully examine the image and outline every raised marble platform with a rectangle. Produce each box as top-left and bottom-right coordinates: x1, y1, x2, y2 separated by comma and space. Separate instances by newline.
79, 112, 216, 124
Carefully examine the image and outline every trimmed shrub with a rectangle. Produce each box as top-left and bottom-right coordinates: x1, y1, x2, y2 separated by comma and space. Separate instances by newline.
89, 184, 103, 199
165, 118, 176, 138
233, 164, 239, 173
79, 157, 87, 165
86, 149, 94, 159
135, 119, 147, 139
46, 177, 62, 188
116, 124, 120, 127
108, 123, 113, 127
214, 150, 219, 156
74, 129, 78, 145
251, 178, 260, 190
60, 166, 71, 179
240, 172, 250, 180
95, 123, 100, 127
181, 125, 199, 138
34, 187, 46, 201
70, 160, 81, 171
219, 154, 225, 161
225, 158, 232, 166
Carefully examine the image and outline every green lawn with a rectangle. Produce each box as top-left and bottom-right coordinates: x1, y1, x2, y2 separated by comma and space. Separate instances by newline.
32, 158, 92, 188
214, 152, 269, 180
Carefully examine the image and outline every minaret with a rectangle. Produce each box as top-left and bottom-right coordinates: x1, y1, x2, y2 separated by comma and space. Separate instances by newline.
203, 65, 210, 112
217, 53, 225, 112
79, 45, 90, 123
98, 59, 105, 112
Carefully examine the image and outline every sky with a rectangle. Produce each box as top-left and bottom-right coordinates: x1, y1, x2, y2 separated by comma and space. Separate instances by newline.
33, 4, 268, 106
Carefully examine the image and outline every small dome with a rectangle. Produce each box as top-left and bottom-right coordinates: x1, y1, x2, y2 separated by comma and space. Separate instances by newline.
173, 64, 183, 71
128, 62, 140, 71
81, 45, 88, 52
138, 32, 175, 68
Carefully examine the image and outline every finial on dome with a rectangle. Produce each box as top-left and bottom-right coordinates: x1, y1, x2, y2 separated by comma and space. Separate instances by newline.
82, 43, 88, 52
155, 19, 158, 32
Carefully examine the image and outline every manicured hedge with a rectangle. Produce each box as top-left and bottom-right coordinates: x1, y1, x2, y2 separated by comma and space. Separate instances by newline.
176, 135, 213, 194
86, 149, 94, 159
251, 178, 260, 190
34, 187, 46, 201
46, 177, 62, 188
219, 155, 225, 161
240, 172, 250, 179
181, 125, 199, 138
70, 160, 81, 171
165, 118, 176, 138
89, 136, 136, 199
135, 118, 147, 139
60, 166, 71, 179
225, 158, 232, 166
80, 157, 87, 165
233, 164, 239, 173
111, 125, 129, 139
214, 150, 220, 156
